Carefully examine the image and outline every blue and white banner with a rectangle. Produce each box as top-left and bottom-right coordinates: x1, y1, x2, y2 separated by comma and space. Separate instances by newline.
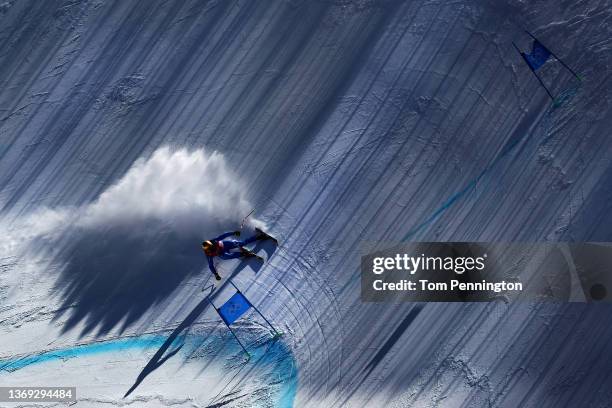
218, 292, 252, 326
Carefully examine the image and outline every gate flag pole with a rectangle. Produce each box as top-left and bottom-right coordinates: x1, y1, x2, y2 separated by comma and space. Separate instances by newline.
513, 41, 555, 100
228, 280, 281, 337
525, 30, 582, 81
208, 295, 251, 359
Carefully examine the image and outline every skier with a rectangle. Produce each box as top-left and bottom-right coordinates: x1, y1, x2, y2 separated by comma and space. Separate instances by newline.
202, 228, 277, 280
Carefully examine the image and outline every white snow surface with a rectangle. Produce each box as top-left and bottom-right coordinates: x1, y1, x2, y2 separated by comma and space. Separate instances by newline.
1, 0, 612, 407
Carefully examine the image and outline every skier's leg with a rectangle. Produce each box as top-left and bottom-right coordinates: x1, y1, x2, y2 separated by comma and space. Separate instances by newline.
222, 240, 240, 250
220, 252, 244, 260
220, 250, 261, 261
236, 236, 259, 246
237, 229, 273, 246
239, 247, 264, 261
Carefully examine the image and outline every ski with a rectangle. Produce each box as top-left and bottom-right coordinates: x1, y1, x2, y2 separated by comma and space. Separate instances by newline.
255, 228, 278, 245
240, 247, 264, 262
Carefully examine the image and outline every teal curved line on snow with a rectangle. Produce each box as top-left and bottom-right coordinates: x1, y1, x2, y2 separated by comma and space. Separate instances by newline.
0, 332, 297, 407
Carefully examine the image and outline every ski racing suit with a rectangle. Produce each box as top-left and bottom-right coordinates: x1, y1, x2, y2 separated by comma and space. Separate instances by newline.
206, 231, 260, 277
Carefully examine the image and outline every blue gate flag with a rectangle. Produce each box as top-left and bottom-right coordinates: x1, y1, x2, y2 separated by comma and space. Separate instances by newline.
218, 292, 251, 326
522, 40, 551, 71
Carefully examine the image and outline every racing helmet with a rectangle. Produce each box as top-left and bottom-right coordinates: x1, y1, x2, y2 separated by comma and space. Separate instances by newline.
202, 240, 216, 255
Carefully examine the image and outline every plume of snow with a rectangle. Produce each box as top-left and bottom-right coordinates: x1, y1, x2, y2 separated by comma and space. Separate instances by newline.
1, 146, 264, 258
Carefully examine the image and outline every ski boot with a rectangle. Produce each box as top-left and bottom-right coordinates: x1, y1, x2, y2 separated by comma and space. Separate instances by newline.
214, 272, 222, 281
255, 228, 278, 245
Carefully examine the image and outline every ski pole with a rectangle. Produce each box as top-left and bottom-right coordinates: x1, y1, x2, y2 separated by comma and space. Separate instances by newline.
240, 208, 255, 230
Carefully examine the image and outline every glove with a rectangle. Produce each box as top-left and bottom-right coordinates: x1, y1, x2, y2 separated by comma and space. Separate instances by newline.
234, 230, 241, 236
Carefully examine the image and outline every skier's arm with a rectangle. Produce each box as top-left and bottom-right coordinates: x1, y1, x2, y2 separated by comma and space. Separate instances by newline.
213, 231, 240, 241
207, 256, 217, 275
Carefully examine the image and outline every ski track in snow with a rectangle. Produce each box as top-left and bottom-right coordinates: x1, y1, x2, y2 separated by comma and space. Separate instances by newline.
1, 0, 612, 407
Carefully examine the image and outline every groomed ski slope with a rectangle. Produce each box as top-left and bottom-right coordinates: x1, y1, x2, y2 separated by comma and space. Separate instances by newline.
1, 0, 612, 407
